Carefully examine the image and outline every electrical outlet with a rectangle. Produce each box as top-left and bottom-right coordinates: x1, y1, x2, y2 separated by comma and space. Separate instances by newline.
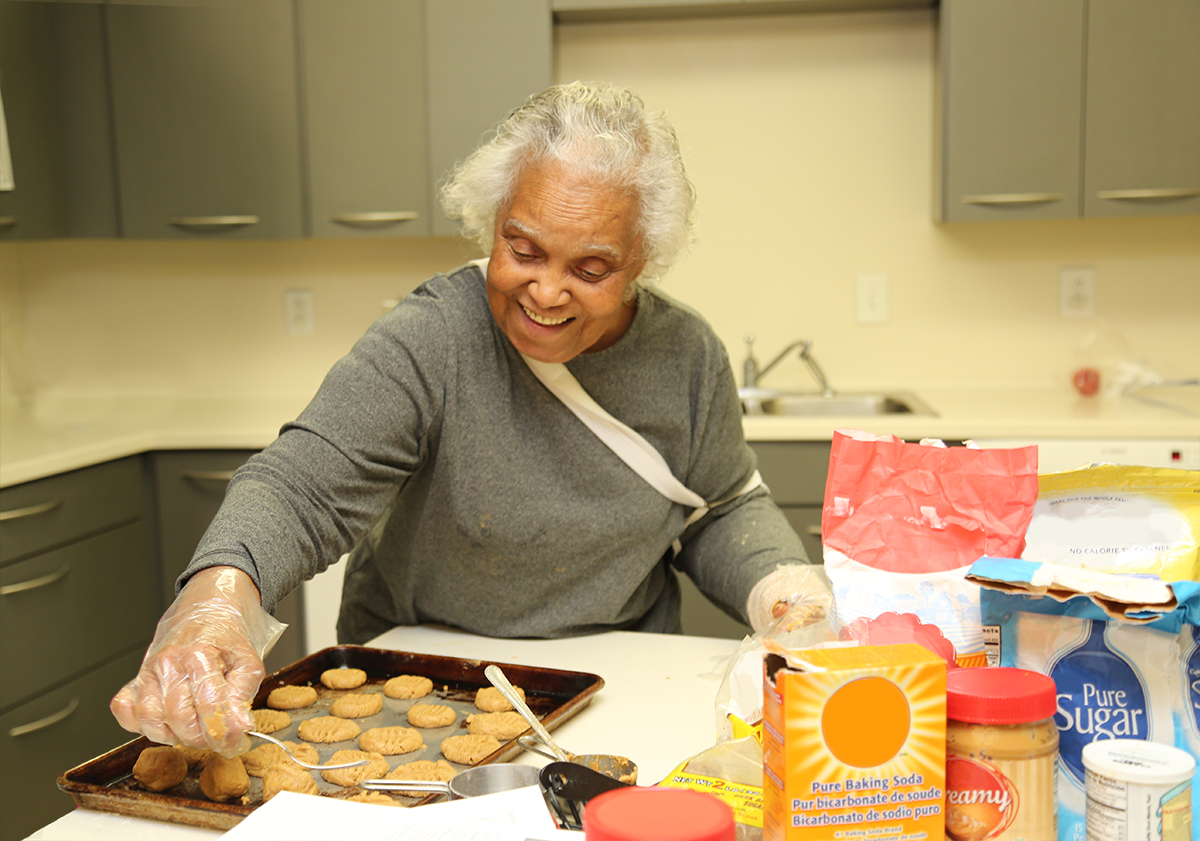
285, 289, 315, 335
1059, 268, 1096, 319
856, 274, 890, 324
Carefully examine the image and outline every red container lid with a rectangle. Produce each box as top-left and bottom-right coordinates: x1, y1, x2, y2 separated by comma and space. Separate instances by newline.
584, 787, 736, 841
946, 667, 1057, 724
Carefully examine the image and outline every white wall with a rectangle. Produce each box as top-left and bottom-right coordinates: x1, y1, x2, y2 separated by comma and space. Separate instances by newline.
2, 9, 1198, 407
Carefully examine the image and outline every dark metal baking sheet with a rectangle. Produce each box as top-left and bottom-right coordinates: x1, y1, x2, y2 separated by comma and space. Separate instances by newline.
58, 645, 605, 830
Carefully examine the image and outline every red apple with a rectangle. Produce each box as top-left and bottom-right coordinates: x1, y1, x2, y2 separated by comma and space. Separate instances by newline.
1073, 367, 1100, 396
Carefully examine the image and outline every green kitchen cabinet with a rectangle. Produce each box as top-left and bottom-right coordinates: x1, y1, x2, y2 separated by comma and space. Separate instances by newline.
0, 1, 117, 241
424, 0, 553, 236
1082, 0, 1200, 219
150, 450, 305, 675
0, 457, 156, 841
105, 1, 305, 240
299, 0, 552, 239
938, 0, 1200, 222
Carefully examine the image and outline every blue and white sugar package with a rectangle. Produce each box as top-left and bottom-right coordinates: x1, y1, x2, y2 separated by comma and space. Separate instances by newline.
969, 558, 1200, 841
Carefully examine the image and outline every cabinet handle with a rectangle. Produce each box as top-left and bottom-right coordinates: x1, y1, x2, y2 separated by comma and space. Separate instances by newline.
1, 564, 71, 596
0, 216, 16, 229
181, 470, 237, 483
9, 698, 80, 737
0, 498, 63, 522
167, 215, 260, 231
329, 211, 419, 228
1095, 188, 1200, 201
961, 193, 1064, 206
805, 525, 822, 537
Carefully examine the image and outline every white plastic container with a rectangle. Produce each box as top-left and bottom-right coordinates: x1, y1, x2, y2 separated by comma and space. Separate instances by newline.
1081, 739, 1195, 841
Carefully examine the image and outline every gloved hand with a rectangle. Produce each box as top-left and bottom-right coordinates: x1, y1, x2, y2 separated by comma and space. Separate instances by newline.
111, 566, 286, 757
746, 563, 833, 633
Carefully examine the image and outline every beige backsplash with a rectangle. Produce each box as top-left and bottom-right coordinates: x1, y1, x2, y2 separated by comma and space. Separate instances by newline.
3, 9, 1198, 408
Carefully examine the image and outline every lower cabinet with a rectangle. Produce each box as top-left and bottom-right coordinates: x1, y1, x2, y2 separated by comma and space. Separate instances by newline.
0, 649, 144, 841
677, 440, 832, 641
150, 450, 306, 675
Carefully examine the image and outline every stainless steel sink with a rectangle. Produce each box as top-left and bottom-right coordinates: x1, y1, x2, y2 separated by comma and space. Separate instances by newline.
740, 389, 936, 417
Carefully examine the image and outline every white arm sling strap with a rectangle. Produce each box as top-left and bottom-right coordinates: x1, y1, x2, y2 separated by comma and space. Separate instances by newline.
520, 354, 762, 543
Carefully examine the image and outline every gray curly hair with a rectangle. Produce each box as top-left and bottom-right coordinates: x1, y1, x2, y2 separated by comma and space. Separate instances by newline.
439, 82, 696, 284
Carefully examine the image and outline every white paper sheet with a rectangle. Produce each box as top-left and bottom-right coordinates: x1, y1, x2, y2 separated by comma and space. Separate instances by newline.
220, 787, 578, 841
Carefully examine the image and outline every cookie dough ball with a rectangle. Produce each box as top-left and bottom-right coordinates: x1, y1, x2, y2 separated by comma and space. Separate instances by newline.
133, 745, 189, 792
261, 762, 319, 802
441, 734, 501, 765
321, 668, 368, 690
173, 743, 218, 770
359, 726, 423, 756
383, 674, 433, 700
320, 750, 389, 787
475, 685, 524, 712
267, 685, 318, 710
465, 711, 529, 741
407, 703, 456, 729
199, 755, 250, 803
297, 715, 361, 743
329, 692, 384, 719
251, 708, 291, 734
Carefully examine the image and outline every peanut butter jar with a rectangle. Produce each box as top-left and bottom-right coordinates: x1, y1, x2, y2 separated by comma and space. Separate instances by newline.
945, 667, 1059, 841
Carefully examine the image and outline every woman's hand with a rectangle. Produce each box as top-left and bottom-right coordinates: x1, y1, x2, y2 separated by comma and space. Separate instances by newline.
110, 566, 286, 758
747, 564, 833, 633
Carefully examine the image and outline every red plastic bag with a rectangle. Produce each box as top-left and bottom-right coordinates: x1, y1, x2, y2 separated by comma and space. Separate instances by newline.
822, 430, 1039, 573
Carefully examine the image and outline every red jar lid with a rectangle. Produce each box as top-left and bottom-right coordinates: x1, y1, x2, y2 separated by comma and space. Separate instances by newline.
584, 787, 736, 841
946, 667, 1057, 724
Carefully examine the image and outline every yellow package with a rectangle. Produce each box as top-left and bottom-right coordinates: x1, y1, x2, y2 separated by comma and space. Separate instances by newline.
762, 643, 946, 841
1022, 464, 1200, 581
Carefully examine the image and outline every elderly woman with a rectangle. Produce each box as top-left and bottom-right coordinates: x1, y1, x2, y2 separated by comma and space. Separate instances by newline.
112, 82, 825, 755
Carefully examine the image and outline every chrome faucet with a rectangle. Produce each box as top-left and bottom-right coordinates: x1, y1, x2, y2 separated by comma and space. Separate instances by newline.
742, 334, 835, 397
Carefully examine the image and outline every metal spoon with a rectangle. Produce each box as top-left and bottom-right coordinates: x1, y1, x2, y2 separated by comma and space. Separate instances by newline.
483, 664, 570, 762
518, 733, 639, 784
248, 730, 368, 770
484, 665, 638, 783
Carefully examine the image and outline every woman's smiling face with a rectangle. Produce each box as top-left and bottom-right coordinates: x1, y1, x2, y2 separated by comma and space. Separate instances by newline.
487, 160, 645, 364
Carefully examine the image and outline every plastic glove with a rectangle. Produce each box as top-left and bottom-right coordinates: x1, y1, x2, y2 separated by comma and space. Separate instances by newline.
111, 566, 286, 758
746, 563, 833, 634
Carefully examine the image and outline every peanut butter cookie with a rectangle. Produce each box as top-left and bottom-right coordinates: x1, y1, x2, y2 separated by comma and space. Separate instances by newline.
329, 692, 384, 719
383, 674, 433, 700
267, 685, 318, 710
359, 726, 424, 756
320, 668, 368, 690
406, 703, 457, 729
320, 750, 389, 787
474, 685, 524, 712
251, 708, 291, 734
465, 711, 529, 741
440, 734, 501, 765
261, 762, 319, 802
241, 741, 319, 777
297, 715, 361, 743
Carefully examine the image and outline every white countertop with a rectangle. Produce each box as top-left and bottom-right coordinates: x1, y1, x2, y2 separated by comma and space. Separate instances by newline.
27, 625, 744, 841
2, 385, 1197, 487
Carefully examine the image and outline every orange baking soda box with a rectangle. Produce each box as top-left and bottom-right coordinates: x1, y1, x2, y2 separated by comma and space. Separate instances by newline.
763, 643, 947, 841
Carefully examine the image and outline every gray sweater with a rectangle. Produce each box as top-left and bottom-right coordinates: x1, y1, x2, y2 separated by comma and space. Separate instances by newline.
186, 264, 808, 642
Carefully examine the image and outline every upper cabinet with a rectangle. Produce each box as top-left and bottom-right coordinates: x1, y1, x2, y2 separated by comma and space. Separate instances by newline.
107, 1, 305, 239
3, 0, 550, 242
298, 0, 552, 239
0, 1, 118, 241
937, 0, 1200, 222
